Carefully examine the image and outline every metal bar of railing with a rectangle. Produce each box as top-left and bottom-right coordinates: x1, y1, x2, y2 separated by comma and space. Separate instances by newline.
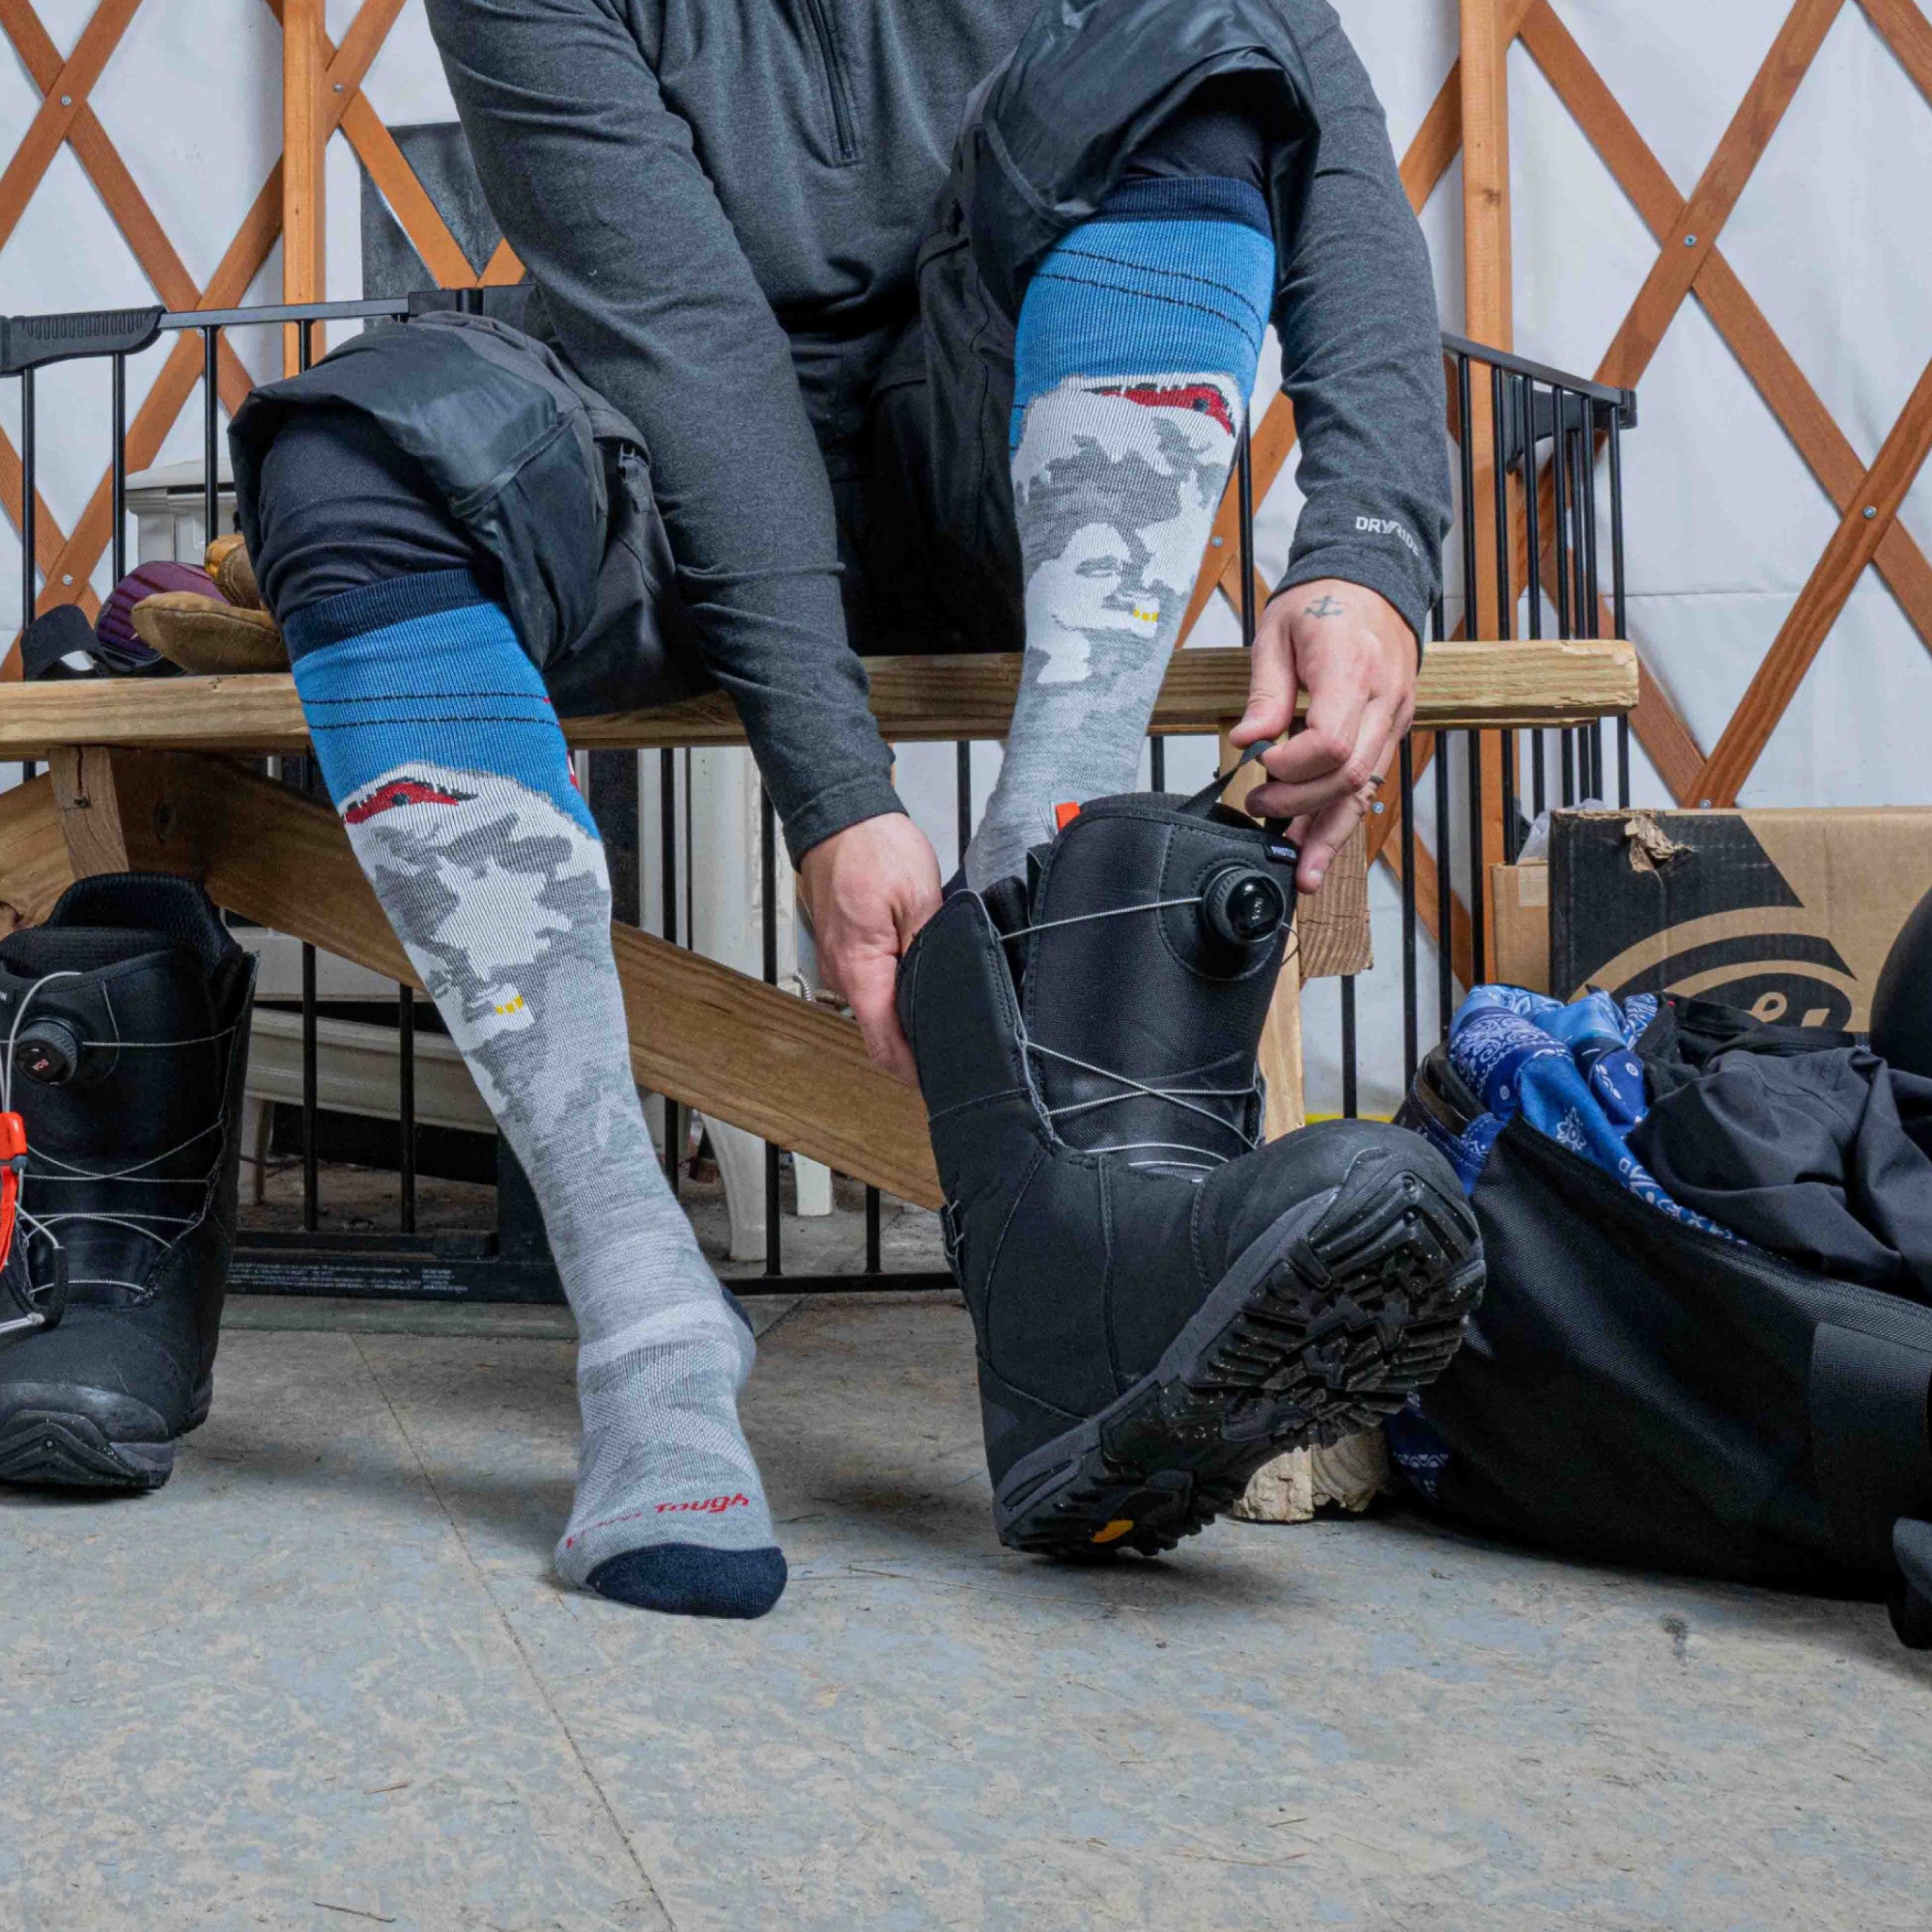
292, 324, 321, 1236
1609, 403, 1632, 807
1340, 976, 1358, 1119
1236, 414, 1256, 649
954, 741, 971, 865
1454, 355, 1484, 983
759, 784, 781, 1279
18, 366, 33, 639
300, 929, 319, 1234
1400, 733, 1418, 1089
1582, 401, 1605, 799
1492, 367, 1518, 864
1431, 597, 1453, 1037
156, 297, 409, 330
202, 327, 219, 547
1437, 332, 1634, 406
398, 988, 416, 1234
660, 748, 682, 1193
110, 355, 127, 586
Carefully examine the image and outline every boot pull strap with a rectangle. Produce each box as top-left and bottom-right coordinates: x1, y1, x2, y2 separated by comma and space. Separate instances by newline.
1179, 738, 1295, 849
1179, 738, 1271, 815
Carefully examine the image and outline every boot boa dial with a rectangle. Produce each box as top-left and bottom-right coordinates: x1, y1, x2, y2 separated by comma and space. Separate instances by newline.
898, 780, 1483, 1558
0, 873, 257, 1491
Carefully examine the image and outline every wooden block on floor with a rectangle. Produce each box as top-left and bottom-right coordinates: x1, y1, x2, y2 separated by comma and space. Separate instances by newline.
1295, 821, 1373, 980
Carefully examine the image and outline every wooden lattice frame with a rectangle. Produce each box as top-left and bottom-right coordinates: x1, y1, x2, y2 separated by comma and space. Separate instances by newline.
1182, 0, 1932, 983
0, 0, 522, 658
5, 0, 1926, 845
1179, 0, 1932, 872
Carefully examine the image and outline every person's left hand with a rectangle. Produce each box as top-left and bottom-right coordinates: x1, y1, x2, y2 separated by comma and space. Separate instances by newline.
1227, 577, 1417, 894
797, 811, 943, 1088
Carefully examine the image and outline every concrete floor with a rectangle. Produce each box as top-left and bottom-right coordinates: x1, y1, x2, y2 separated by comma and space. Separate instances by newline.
2, 1294, 1928, 1932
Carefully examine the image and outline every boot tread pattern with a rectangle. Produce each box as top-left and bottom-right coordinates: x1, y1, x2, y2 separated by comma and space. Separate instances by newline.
0, 1409, 175, 1490
998, 1156, 1483, 1559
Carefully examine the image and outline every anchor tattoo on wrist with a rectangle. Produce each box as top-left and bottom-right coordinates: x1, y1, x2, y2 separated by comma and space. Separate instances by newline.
1301, 594, 1345, 619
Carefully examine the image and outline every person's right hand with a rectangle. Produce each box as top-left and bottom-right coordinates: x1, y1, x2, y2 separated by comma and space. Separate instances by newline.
1229, 578, 1417, 893
797, 811, 943, 1088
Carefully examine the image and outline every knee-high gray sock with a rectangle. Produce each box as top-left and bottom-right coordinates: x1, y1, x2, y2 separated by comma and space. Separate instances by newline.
289, 583, 784, 1619
964, 371, 1244, 887
963, 186, 1274, 890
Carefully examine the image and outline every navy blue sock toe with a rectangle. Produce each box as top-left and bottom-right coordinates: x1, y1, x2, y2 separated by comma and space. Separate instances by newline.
586, 1543, 787, 1619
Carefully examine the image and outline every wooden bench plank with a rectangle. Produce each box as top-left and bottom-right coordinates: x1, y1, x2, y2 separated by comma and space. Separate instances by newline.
0, 639, 1635, 757
44, 749, 944, 1208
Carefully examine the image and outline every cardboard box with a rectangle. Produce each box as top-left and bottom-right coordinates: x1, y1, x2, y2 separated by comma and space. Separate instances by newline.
1532, 808, 1932, 1031
1489, 858, 1550, 994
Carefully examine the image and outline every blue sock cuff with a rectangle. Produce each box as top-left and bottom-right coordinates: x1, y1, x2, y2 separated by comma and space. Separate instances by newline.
289, 577, 594, 839
281, 568, 494, 663
1011, 189, 1276, 443
1099, 175, 1271, 238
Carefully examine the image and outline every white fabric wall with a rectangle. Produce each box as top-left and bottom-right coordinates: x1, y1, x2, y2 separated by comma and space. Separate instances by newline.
3, 1, 1926, 1115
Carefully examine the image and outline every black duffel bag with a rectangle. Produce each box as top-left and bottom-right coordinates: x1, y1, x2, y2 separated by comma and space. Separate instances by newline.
1393, 1065, 1932, 1648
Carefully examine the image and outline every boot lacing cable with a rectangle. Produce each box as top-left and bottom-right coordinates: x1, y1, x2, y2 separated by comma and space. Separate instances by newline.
3, 970, 240, 1296
996, 895, 1296, 1178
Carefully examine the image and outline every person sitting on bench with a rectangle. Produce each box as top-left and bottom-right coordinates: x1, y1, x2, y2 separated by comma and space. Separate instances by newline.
230, 0, 1450, 1620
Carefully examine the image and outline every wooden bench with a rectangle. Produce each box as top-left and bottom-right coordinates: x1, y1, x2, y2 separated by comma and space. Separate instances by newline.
0, 639, 1635, 1209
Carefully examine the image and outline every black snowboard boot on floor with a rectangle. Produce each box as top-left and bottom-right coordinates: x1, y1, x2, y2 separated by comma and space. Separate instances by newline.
0, 873, 256, 1490
898, 783, 1484, 1557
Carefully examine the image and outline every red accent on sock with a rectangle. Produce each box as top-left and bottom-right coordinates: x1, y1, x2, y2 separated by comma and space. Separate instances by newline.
1094, 382, 1236, 438
342, 776, 474, 824
1054, 801, 1082, 831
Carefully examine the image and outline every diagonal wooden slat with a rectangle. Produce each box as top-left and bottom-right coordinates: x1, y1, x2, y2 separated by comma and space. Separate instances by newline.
1697, 354, 1932, 803
1521, 0, 1932, 662
1861, 0, 1932, 106
0, 0, 254, 414
1597, 0, 1845, 387
0, 428, 87, 628
479, 235, 526, 285
339, 94, 478, 286
0, 0, 143, 251
262, 0, 514, 292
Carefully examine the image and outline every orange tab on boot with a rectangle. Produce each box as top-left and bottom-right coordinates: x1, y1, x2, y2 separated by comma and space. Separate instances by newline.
1054, 801, 1081, 831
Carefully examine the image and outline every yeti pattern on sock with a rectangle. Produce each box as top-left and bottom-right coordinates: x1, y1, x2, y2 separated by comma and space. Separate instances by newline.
965, 373, 1241, 884
337, 759, 649, 1221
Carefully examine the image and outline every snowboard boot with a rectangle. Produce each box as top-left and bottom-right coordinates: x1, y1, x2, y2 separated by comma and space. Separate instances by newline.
0, 873, 257, 1490
897, 775, 1484, 1557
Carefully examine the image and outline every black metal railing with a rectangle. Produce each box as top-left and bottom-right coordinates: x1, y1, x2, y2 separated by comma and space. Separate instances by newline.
2, 295, 1635, 1300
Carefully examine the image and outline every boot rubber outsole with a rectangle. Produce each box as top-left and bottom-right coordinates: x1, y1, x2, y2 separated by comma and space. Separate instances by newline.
991, 1151, 1483, 1559
0, 1374, 212, 1492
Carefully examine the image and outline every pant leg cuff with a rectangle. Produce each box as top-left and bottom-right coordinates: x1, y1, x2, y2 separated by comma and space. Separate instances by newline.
281, 568, 496, 662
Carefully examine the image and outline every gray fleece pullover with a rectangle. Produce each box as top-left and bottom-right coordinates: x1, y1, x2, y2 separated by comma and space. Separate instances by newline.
423, 0, 1449, 857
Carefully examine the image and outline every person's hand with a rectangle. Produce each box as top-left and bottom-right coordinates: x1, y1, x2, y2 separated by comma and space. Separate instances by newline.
1227, 577, 1417, 894
797, 811, 943, 1087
